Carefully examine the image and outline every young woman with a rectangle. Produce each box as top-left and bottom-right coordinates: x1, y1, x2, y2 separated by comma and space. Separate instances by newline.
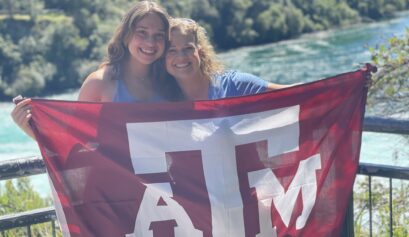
11, 1, 170, 138
164, 18, 292, 101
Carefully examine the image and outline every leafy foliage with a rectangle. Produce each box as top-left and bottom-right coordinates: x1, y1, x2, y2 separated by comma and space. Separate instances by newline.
353, 177, 409, 236
0, 0, 408, 100
369, 28, 409, 115
0, 177, 60, 236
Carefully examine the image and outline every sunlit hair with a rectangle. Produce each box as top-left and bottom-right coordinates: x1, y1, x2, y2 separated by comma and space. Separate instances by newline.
170, 18, 224, 79
100, 1, 170, 81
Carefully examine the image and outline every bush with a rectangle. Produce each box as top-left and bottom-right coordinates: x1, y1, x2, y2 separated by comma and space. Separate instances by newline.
369, 28, 409, 115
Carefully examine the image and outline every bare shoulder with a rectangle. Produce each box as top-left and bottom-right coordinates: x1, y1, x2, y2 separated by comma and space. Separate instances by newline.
78, 66, 116, 102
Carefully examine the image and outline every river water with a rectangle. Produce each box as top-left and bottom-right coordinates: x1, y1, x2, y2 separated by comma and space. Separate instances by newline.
1, 13, 408, 197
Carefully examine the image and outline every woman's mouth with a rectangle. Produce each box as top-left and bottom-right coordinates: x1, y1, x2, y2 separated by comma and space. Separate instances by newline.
140, 48, 155, 55
175, 62, 190, 69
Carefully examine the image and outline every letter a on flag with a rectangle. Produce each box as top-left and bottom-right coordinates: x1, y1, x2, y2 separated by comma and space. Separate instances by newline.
30, 67, 370, 237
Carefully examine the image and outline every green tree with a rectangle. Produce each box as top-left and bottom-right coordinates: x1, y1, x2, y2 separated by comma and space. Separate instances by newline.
28, 0, 45, 20
254, 3, 287, 42
1, 0, 409, 99
160, 0, 194, 17
353, 177, 409, 236
43, 20, 88, 91
369, 28, 409, 115
0, 178, 57, 236
283, 3, 306, 37
346, 0, 408, 20
190, 0, 220, 39
0, 35, 22, 98
8, 60, 56, 96
214, 0, 258, 48
0, 0, 19, 19
360, 30, 409, 235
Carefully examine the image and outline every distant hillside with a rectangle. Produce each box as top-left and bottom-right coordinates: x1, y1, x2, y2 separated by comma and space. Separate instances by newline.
1, 0, 408, 99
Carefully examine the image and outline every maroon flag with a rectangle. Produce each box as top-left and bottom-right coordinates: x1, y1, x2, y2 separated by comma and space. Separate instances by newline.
31, 68, 369, 237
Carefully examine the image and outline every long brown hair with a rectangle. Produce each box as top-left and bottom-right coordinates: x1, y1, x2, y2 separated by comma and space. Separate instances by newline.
100, 1, 170, 82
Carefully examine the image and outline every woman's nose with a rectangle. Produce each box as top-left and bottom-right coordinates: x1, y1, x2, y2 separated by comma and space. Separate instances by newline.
144, 35, 156, 45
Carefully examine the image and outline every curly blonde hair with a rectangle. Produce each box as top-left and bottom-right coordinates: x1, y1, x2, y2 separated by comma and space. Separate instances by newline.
169, 18, 224, 79
100, 1, 170, 81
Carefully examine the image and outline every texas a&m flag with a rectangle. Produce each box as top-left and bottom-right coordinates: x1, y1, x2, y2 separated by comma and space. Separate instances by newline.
30, 67, 370, 237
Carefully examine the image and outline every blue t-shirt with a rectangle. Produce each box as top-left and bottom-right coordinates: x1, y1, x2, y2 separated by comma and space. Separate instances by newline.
208, 71, 268, 99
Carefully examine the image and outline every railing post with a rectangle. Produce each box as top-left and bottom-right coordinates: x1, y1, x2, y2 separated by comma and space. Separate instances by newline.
368, 176, 373, 237
52, 220, 56, 237
342, 193, 355, 237
27, 225, 31, 237
389, 178, 393, 236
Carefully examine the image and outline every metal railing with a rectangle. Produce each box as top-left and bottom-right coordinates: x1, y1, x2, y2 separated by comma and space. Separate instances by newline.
0, 207, 57, 237
342, 116, 409, 237
0, 156, 57, 237
359, 163, 409, 236
1, 116, 408, 236
346, 163, 409, 237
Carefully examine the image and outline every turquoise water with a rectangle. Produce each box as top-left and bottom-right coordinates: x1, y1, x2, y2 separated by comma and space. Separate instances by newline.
1, 14, 408, 197
219, 13, 409, 86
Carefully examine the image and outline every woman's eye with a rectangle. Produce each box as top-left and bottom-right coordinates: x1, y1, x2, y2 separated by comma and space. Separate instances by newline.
154, 34, 165, 41
185, 47, 195, 53
167, 49, 176, 54
135, 30, 146, 38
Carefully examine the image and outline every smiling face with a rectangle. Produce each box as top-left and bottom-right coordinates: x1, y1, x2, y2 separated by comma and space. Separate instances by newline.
127, 13, 166, 66
165, 29, 202, 81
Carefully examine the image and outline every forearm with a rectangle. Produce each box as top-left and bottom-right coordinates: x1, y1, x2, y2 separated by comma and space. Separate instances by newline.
266, 82, 300, 91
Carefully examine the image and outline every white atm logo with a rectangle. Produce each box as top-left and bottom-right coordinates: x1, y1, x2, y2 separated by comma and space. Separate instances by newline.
125, 105, 321, 237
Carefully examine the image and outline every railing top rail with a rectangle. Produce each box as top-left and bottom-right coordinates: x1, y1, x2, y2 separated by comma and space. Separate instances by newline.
358, 162, 409, 180
363, 116, 409, 134
2, 158, 408, 181
0, 206, 56, 231
0, 156, 45, 181
0, 117, 408, 181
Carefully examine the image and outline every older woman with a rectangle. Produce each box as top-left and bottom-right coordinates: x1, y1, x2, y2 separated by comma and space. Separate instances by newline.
164, 18, 292, 101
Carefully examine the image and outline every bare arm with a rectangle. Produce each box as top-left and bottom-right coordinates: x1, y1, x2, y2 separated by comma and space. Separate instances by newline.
265, 82, 300, 91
